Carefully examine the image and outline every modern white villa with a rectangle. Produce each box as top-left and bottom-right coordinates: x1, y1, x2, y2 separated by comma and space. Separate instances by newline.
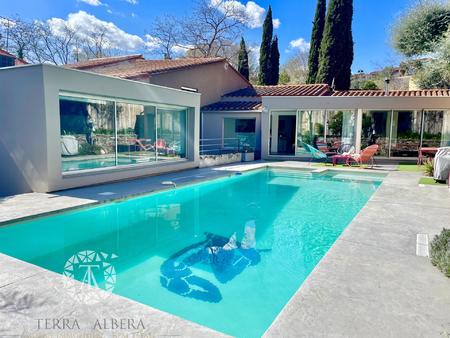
0, 55, 449, 196
0, 54, 449, 338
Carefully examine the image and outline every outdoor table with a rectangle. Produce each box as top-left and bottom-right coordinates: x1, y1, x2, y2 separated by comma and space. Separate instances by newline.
417, 147, 438, 165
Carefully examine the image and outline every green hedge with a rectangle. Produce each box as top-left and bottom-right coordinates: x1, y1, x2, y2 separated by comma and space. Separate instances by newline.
430, 228, 450, 278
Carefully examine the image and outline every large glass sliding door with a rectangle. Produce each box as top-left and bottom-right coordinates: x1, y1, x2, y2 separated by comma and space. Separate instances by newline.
116, 102, 157, 166
390, 110, 422, 158
360, 110, 448, 158
60, 93, 188, 172
323, 110, 357, 154
269, 111, 297, 155
423, 110, 450, 148
361, 110, 391, 156
60, 96, 116, 172
269, 110, 357, 158
296, 110, 326, 156
156, 108, 187, 160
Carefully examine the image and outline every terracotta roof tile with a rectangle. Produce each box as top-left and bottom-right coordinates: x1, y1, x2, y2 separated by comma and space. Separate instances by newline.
0, 48, 28, 65
65, 54, 144, 70
0, 48, 16, 58
65, 56, 227, 78
332, 89, 450, 97
224, 84, 331, 97
202, 101, 263, 112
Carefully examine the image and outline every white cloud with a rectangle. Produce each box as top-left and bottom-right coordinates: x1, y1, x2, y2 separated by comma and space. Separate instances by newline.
48, 11, 144, 51
79, 0, 103, 6
272, 18, 280, 29
0, 18, 16, 28
248, 45, 259, 63
125, 0, 138, 4
209, 0, 280, 29
289, 38, 310, 53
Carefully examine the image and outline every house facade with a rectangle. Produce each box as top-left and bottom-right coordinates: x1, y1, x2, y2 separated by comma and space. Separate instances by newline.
203, 84, 450, 160
1, 54, 449, 196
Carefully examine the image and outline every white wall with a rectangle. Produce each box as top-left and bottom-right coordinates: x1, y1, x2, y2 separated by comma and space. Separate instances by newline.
0, 64, 201, 196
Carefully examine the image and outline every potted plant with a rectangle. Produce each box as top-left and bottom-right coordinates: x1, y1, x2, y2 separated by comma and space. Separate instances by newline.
241, 145, 255, 162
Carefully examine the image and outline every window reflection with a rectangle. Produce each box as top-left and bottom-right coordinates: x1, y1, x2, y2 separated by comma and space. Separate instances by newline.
60, 96, 116, 172
156, 109, 187, 160
117, 102, 157, 165
60, 94, 188, 172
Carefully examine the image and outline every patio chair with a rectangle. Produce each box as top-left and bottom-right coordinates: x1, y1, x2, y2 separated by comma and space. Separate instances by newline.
133, 139, 154, 152
346, 145, 379, 168
155, 138, 175, 155
304, 143, 328, 163
329, 144, 356, 165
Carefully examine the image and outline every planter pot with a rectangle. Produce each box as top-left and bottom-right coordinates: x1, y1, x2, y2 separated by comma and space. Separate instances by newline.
242, 152, 254, 162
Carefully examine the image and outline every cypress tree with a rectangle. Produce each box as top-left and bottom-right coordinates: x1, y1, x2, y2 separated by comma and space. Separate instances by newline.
259, 5, 273, 85
316, 0, 354, 90
306, 0, 326, 84
268, 35, 280, 85
238, 37, 250, 80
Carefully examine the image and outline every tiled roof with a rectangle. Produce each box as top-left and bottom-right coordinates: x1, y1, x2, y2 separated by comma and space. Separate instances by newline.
332, 89, 450, 97
65, 56, 227, 78
0, 48, 28, 65
202, 101, 263, 111
0, 48, 15, 58
65, 54, 144, 70
224, 84, 332, 97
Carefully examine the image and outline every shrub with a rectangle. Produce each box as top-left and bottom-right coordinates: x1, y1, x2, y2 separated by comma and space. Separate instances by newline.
430, 228, 450, 278
79, 143, 103, 155
423, 158, 434, 176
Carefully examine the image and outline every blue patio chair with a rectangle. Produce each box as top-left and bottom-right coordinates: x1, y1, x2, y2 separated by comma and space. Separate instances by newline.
304, 143, 328, 163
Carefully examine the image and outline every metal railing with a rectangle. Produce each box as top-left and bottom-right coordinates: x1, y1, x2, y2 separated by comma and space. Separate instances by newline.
200, 138, 241, 155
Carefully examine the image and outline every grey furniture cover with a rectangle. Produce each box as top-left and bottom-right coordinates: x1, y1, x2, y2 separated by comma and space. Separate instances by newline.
434, 147, 450, 181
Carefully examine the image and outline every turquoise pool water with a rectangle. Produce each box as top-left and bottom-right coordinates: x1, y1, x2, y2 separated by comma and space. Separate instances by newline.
62, 157, 140, 171
0, 169, 383, 337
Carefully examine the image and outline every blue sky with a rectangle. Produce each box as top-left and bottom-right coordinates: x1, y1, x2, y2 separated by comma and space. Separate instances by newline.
1, 0, 414, 72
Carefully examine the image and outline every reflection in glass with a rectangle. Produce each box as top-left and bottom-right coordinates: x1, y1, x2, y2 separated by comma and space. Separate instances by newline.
326, 110, 357, 154
60, 96, 116, 172
361, 111, 390, 156
296, 110, 326, 156
117, 102, 157, 165
390, 111, 422, 157
60, 94, 188, 172
423, 110, 450, 148
224, 118, 256, 150
156, 109, 187, 160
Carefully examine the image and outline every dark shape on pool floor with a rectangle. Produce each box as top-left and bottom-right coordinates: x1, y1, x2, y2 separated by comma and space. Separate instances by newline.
160, 231, 263, 303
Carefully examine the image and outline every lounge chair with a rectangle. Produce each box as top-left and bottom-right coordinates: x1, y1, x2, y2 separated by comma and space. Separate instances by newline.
155, 138, 174, 155
132, 139, 154, 152
346, 145, 379, 168
304, 143, 328, 163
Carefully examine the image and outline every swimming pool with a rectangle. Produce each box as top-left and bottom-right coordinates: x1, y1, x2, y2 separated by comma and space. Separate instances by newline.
0, 168, 383, 337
